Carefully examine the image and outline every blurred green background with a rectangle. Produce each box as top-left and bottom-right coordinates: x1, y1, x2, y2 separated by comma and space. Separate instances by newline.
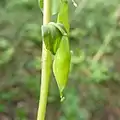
0, 0, 120, 120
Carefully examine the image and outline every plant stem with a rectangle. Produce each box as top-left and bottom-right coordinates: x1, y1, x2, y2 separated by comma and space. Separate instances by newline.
37, 0, 52, 120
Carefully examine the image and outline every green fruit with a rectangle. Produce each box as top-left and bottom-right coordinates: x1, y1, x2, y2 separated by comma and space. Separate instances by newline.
53, 36, 71, 100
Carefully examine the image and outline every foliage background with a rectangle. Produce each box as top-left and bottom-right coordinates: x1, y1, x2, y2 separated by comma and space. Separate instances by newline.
0, 0, 120, 120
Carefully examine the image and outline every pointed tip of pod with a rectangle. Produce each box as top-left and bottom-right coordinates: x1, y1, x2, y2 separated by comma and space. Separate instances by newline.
60, 96, 65, 102
60, 91, 65, 102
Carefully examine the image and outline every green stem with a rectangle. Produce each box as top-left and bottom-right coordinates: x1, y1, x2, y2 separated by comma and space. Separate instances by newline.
37, 0, 52, 120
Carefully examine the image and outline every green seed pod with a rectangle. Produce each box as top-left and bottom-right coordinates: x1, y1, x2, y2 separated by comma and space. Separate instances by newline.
53, 36, 71, 101
57, 0, 69, 34
38, 0, 61, 15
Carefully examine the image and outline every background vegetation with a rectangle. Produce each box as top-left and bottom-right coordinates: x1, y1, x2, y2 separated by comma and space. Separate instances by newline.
0, 0, 120, 120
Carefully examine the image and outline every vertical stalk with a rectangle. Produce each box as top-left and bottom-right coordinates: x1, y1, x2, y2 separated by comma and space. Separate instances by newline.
37, 0, 52, 120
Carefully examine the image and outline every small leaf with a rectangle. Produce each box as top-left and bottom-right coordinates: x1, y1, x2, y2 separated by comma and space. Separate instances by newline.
0, 39, 10, 50
0, 47, 14, 65
38, 0, 43, 12
53, 36, 71, 101
41, 25, 52, 52
41, 23, 63, 54
0, 104, 5, 112
49, 22, 68, 36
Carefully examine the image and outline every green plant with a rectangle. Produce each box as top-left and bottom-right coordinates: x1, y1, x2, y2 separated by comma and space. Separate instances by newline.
37, 0, 71, 120
1, 0, 120, 119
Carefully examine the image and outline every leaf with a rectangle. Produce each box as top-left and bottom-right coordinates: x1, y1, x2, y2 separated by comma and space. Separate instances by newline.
53, 36, 71, 101
38, 0, 43, 12
0, 104, 5, 112
57, 0, 70, 34
49, 22, 68, 36
38, 0, 61, 15
41, 25, 52, 52
0, 39, 10, 50
0, 47, 14, 65
41, 23, 63, 54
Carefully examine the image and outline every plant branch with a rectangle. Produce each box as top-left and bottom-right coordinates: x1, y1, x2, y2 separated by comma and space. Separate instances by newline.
92, 5, 120, 63
37, 0, 52, 120
92, 29, 115, 62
